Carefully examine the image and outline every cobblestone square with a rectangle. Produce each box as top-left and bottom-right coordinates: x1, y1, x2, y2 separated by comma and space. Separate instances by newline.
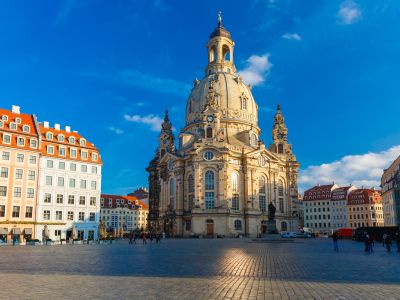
1, 238, 400, 299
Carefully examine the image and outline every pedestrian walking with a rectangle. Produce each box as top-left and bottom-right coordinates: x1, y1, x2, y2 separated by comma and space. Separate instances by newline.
129, 231, 133, 244
382, 233, 387, 247
395, 232, 400, 253
332, 231, 339, 252
369, 235, 374, 252
156, 233, 161, 243
385, 234, 392, 252
364, 234, 370, 252
142, 233, 147, 244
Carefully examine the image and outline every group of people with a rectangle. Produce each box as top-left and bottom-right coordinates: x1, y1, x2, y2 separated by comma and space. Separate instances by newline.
332, 231, 400, 253
128, 232, 161, 244
382, 232, 400, 252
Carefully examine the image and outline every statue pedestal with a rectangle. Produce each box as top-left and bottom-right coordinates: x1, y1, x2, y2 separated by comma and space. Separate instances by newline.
267, 219, 278, 234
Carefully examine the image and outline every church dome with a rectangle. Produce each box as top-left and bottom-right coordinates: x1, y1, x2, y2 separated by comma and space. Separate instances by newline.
184, 13, 259, 129
185, 72, 258, 127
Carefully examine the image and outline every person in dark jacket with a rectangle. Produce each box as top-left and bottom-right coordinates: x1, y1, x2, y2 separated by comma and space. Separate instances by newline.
395, 232, 400, 252
364, 234, 370, 252
385, 234, 392, 252
332, 231, 339, 252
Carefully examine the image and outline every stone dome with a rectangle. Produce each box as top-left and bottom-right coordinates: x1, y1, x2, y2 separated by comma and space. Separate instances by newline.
185, 71, 259, 127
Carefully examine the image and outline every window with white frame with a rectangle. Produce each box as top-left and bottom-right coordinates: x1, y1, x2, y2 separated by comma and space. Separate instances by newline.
46, 160, 53, 168
250, 134, 258, 146
81, 151, 88, 160
56, 211, 63, 220
0, 186, 7, 197
259, 176, 266, 212
15, 118, 21, 124
28, 170, 35, 180
90, 197, 96, 206
57, 177, 64, 187
17, 137, 25, 146
91, 153, 98, 161
70, 163, 76, 171
234, 219, 242, 230
2, 151, 10, 160
70, 149, 77, 158
43, 210, 50, 220
0, 121, 2, 128
44, 193, 51, 203
80, 139, 86, 146
2, 115, 7, 121
59, 161, 65, 169
27, 188, 34, 198
80, 180, 86, 189
15, 169, 23, 179
29, 155, 37, 164
56, 194, 63, 204
69, 178, 75, 188
58, 147, 66, 156
10, 122, 17, 130
16, 153, 24, 162
58, 135, 64, 142
46, 132, 53, 140
78, 212, 85, 221
25, 206, 33, 218
79, 196, 86, 205
91, 181, 97, 190
91, 166, 97, 174
67, 211, 74, 220
13, 187, 22, 197
68, 195, 75, 204
0, 167, 8, 178
89, 212, 95, 221
69, 136, 75, 144
278, 180, 284, 213
22, 125, 30, 133
47, 145, 54, 154
2, 134, 11, 144
81, 165, 87, 172
45, 176, 52, 186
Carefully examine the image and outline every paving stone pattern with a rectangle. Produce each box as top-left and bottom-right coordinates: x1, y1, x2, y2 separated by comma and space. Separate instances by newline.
0, 239, 400, 299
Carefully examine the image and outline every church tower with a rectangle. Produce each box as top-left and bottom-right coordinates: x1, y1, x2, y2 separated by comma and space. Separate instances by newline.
269, 104, 293, 156
158, 110, 174, 158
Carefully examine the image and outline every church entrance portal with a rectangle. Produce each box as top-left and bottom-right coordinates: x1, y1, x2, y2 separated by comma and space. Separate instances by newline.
206, 219, 214, 236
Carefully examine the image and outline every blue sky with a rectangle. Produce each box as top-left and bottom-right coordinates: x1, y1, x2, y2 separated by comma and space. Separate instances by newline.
1, 0, 400, 194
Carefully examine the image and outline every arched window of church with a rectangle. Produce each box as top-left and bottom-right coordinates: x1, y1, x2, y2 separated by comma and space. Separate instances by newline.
204, 170, 215, 209
169, 178, 175, 209
241, 97, 247, 110
259, 176, 266, 212
198, 128, 205, 138
188, 175, 194, 210
206, 127, 213, 138
278, 180, 284, 213
232, 173, 239, 210
250, 134, 257, 146
222, 44, 230, 62
278, 143, 284, 154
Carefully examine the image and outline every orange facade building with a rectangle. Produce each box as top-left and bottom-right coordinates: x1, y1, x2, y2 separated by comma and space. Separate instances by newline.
0, 106, 40, 243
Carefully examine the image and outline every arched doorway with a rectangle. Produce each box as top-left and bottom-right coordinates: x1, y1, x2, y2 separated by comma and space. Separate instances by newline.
206, 219, 214, 236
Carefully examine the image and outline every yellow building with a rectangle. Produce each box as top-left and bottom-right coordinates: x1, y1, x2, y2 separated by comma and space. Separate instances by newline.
347, 188, 384, 228
147, 15, 300, 238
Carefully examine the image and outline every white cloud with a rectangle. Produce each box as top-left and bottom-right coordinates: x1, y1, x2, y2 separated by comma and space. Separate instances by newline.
282, 33, 302, 41
337, 0, 362, 25
108, 126, 124, 135
238, 53, 272, 86
124, 114, 163, 132
299, 145, 400, 192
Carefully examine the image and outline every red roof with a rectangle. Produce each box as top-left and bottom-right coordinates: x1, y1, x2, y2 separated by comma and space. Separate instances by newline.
347, 189, 382, 205
331, 186, 352, 201
303, 184, 336, 201
0, 107, 40, 151
101, 194, 149, 210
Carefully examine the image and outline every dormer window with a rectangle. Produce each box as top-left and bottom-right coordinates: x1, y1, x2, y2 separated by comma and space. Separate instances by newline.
81, 150, 88, 160
91, 153, 98, 161
58, 147, 66, 156
80, 139, 86, 146
17, 137, 25, 146
46, 132, 53, 140
58, 135, 64, 142
0, 121, 3, 128
47, 145, 54, 155
69, 137, 75, 144
10, 122, 17, 130
15, 118, 21, 124
2, 115, 8, 121
22, 125, 30, 133
2, 134, 11, 144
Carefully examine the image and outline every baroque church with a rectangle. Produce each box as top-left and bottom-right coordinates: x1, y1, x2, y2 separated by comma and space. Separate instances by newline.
147, 15, 300, 237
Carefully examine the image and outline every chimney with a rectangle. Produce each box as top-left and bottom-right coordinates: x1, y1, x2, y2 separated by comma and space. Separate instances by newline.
65, 126, 71, 133
43, 121, 49, 128
54, 123, 60, 130
12, 105, 20, 114
73, 130, 78, 134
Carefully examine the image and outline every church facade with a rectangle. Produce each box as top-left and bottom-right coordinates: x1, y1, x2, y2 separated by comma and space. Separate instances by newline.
147, 16, 300, 238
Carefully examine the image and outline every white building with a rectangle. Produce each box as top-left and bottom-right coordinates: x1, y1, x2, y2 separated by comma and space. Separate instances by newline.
302, 184, 338, 233
381, 156, 400, 226
35, 122, 102, 241
330, 185, 356, 230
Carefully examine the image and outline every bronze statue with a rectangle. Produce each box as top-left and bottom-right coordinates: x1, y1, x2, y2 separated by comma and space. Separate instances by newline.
268, 202, 276, 221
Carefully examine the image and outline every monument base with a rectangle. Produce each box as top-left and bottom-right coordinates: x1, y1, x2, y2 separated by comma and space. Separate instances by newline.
267, 219, 278, 234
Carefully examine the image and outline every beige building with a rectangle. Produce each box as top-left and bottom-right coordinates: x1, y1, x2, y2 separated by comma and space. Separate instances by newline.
347, 188, 384, 228
147, 15, 300, 238
100, 194, 148, 237
0, 105, 41, 243
381, 156, 400, 226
